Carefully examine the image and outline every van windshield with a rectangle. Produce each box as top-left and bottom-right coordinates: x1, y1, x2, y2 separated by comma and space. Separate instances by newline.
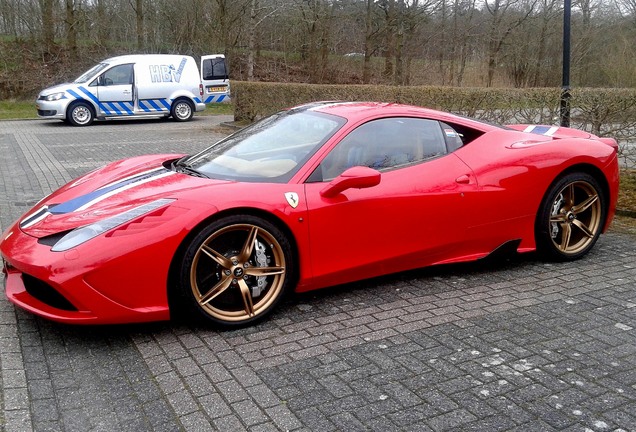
74, 63, 109, 83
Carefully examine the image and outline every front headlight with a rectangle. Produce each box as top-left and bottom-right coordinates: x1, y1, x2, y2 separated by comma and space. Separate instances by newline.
51, 199, 175, 252
44, 92, 65, 101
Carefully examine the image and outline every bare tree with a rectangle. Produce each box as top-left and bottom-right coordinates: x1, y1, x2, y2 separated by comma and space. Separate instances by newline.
129, 0, 144, 49
484, 0, 538, 86
39, 0, 56, 52
65, 0, 78, 59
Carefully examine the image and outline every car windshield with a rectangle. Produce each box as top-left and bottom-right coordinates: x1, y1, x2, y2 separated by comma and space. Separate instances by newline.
74, 63, 109, 83
181, 110, 345, 182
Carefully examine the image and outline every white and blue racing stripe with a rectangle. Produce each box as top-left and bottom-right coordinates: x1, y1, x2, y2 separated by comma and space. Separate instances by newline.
49, 168, 175, 215
523, 125, 559, 136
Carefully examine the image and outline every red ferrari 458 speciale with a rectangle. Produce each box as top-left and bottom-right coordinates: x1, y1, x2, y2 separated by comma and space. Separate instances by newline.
1, 102, 619, 326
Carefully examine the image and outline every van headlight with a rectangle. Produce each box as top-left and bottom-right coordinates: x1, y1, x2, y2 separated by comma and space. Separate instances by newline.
44, 92, 65, 101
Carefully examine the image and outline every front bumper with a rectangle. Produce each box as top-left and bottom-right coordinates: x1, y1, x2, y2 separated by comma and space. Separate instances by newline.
36, 99, 69, 120
0, 218, 184, 324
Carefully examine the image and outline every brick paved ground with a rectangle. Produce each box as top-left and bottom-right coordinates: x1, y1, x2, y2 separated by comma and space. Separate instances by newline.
1, 117, 635, 432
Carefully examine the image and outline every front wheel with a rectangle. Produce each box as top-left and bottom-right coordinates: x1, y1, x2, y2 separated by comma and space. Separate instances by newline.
171, 99, 194, 122
535, 172, 606, 261
177, 215, 295, 327
67, 102, 94, 126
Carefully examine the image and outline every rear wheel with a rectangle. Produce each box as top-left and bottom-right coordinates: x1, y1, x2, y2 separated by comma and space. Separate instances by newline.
177, 215, 295, 327
171, 99, 194, 122
536, 172, 606, 261
67, 102, 94, 126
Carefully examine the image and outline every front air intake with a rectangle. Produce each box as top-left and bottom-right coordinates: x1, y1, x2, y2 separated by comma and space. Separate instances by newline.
22, 274, 78, 311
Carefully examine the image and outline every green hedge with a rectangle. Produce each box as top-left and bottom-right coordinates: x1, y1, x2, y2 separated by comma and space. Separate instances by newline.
232, 82, 636, 166
232, 81, 568, 122
232, 81, 636, 133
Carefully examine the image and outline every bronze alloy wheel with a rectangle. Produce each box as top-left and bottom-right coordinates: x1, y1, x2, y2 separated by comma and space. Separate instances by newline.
189, 223, 287, 322
548, 180, 602, 255
537, 172, 607, 261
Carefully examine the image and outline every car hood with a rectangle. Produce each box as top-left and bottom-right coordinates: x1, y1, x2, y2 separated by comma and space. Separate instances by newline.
39, 83, 74, 96
19, 154, 231, 238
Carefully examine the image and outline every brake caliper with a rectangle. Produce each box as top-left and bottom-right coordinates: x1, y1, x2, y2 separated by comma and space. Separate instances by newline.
550, 193, 564, 239
252, 240, 269, 297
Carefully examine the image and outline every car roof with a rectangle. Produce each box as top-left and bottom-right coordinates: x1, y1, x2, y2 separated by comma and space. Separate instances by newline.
295, 101, 498, 131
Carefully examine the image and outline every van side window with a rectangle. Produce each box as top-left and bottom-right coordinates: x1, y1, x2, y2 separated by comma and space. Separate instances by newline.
202, 58, 228, 80
101, 64, 133, 86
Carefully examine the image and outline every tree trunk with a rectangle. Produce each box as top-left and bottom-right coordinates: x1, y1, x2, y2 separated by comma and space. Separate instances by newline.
65, 0, 77, 60
383, 0, 395, 79
39, 0, 55, 53
394, 0, 404, 85
135, 0, 144, 50
362, 0, 373, 84
96, 0, 108, 47
247, 0, 257, 81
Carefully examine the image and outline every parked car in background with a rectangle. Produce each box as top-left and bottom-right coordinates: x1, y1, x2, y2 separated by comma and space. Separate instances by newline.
36, 54, 230, 126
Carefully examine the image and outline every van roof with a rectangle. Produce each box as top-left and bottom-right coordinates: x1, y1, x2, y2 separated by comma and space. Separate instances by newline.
102, 54, 195, 65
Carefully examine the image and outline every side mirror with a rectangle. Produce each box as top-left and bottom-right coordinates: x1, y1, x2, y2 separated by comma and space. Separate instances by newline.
320, 166, 381, 198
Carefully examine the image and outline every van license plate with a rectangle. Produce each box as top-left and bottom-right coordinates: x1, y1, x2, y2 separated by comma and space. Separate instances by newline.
207, 86, 226, 92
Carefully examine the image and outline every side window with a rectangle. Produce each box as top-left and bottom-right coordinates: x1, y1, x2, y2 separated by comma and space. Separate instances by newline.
315, 117, 448, 181
101, 64, 133, 86
202, 58, 228, 80
440, 122, 464, 152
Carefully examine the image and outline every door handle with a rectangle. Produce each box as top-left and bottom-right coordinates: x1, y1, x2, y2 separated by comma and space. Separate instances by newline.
455, 174, 471, 184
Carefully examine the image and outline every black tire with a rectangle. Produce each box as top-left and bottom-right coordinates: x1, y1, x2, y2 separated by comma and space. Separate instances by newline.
535, 172, 606, 261
67, 101, 95, 126
176, 215, 295, 327
171, 99, 194, 122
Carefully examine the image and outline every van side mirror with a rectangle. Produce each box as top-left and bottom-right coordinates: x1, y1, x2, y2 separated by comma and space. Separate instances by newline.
320, 166, 381, 198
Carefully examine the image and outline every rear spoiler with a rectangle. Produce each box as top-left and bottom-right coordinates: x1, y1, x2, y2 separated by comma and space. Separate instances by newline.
508, 124, 618, 151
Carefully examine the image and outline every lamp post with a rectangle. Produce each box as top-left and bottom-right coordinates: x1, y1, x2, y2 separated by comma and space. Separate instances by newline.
560, 0, 572, 127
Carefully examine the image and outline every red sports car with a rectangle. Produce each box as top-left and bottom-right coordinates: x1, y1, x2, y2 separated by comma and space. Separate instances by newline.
0, 102, 620, 326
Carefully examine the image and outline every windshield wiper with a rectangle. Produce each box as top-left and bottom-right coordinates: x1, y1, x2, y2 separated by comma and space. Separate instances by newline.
173, 160, 209, 179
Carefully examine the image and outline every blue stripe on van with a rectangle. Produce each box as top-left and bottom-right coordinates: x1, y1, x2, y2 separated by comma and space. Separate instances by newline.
146, 99, 167, 112
106, 102, 121, 115
117, 102, 134, 115
78, 86, 100, 105
138, 101, 152, 112
66, 89, 81, 100
204, 95, 230, 103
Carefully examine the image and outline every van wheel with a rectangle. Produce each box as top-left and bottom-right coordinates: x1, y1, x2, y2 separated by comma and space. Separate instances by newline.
171, 99, 194, 122
67, 102, 95, 126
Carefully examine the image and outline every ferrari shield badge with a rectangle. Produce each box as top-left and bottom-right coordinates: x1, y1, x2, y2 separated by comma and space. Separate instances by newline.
285, 192, 299, 208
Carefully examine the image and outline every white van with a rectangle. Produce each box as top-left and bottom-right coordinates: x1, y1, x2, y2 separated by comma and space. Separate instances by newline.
36, 54, 230, 126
